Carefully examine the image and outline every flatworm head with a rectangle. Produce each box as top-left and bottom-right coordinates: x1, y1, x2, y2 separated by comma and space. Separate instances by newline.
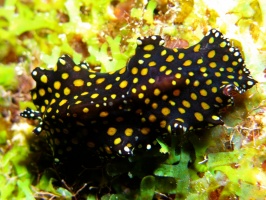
20, 29, 257, 158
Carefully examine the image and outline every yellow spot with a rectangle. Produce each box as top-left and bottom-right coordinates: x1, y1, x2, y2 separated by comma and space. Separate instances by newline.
190, 93, 197, 100
132, 88, 137, 93
50, 98, 56, 105
178, 53, 185, 59
131, 67, 138, 75
212, 115, 220, 121
175, 73, 181, 79
176, 118, 184, 123
87, 82, 92, 86
172, 80, 176, 85
107, 127, 117, 136
168, 100, 175, 106
160, 120, 167, 128
73, 79, 84, 87
183, 60, 192, 66
148, 61, 156, 67
193, 80, 200, 87
89, 74, 96, 79
47, 107, 52, 113
54, 81, 61, 90
125, 128, 133, 136
81, 92, 88, 96
148, 114, 156, 122
227, 75, 235, 79
144, 98, 151, 104
39, 88, 45, 96
83, 107, 89, 113
40, 75, 48, 83
141, 68, 148, 76
61, 73, 69, 79
41, 106, 46, 113
119, 67, 126, 74
47, 87, 52, 93
220, 41, 227, 48
209, 37, 214, 44
64, 87, 70, 95
215, 97, 223, 103
114, 137, 122, 145
141, 85, 147, 91
140, 127, 150, 135
133, 77, 138, 83
211, 87, 217, 93
193, 44, 201, 52
206, 79, 212, 85
91, 93, 99, 99
161, 107, 170, 116
185, 79, 190, 85
55, 93, 60, 98
200, 89, 208, 96
165, 69, 172, 75
162, 95, 168, 100
223, 55, 229, 62
178, 107, 185, 114
188, 72, 194, 76
59, 99, 67, 106
226, 67, 234, 72
32, 92, 37, 100
201, 102, 210, 110
100, 111, 109, 117
161, 49, 167, 56
200, 67, 207, 72
232, 61, 238, 66
182, 100, 191, 108
144, 44, 154, 51
119, 80, 128, 89
215, 72, 221, 77
74, 95, 78, 99
197, 58, 203, 64
105, 84, 112, 90
138, 93, 144, 99
104, 146, 112, 154
96, 78, 105, 84
208, 50, 216, 59
111, 94, 116, 99
194, 112, 203, 121
160, 65, 167, 72
166, 55, 174, 62
173, 89, 180, 96
143, 53, 151, 58
154, 88, 161, 96
75, 100, 82, 104
209, 62, 217, 68
152, 103, 158, 109
73, 66, 80, 72
148, 78, 155, 84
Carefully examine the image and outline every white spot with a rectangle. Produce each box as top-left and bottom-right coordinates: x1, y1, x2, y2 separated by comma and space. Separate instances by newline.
151, 35, 157, 40
32, 71, 37, 76
124, 146, 130, 152
159, 39, 165, 46
146, 144, 151, 150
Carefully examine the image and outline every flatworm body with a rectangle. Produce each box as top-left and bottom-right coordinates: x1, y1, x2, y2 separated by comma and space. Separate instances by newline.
21, 29, 256, 159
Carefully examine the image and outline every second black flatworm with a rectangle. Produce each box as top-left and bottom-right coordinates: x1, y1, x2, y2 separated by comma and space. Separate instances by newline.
21, 29, 257, 159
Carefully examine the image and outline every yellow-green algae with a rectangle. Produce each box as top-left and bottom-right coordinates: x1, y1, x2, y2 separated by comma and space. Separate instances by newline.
0, 0, 265, 199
